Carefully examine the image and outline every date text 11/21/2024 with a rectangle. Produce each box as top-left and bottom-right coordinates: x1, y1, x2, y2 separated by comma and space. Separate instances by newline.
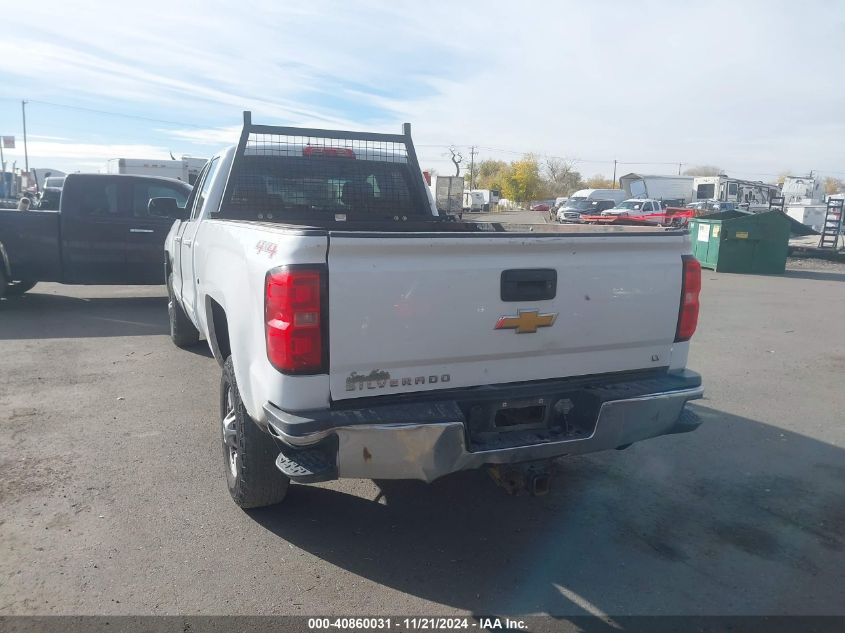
308, 617, 528, 630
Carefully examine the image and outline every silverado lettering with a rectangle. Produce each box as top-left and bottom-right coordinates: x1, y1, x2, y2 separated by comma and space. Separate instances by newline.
345, 371, 451, 392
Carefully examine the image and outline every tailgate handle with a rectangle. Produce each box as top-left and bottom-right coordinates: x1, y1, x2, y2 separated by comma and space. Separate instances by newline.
501, 269, 557, 301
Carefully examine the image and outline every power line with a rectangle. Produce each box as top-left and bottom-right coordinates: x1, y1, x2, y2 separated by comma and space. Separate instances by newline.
1, 97, 205, 129
3, 101, 844, 178
423, 143, 845, 179
421, 143, 694, 167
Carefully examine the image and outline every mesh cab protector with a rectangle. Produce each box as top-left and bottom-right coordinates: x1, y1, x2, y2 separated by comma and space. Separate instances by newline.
218, 112, 434, 225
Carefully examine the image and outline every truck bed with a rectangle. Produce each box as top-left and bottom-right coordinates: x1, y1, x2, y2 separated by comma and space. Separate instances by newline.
0, 209, 62, 282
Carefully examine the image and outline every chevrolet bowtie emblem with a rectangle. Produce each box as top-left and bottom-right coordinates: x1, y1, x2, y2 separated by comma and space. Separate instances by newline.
495, 310, 558, 334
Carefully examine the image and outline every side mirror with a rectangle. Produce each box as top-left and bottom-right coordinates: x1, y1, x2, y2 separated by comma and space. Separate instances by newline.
148, 197, 188, 220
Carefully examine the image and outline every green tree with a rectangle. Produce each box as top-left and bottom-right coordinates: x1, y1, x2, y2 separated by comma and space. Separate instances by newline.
502, 156, 543, 204
475, 159, 510, 192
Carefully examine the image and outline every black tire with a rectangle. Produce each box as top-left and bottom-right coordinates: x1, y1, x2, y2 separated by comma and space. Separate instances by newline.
220, 356, 290, 508
167, 273, 200, 348
5, 280, 37, 296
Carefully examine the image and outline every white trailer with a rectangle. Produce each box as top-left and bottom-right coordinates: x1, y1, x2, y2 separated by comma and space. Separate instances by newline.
476, 189, 501, 205
619, 174, 694, 204
692, 175, 778, 212
106, 156, 207, 185
463, 189, 500, 212
786, 204, 827, 233
782, 176, 824, 204
463, 190, 485, 212
429, 175, 465, 215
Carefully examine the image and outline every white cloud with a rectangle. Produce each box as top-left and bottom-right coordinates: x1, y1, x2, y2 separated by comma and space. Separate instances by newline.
28, 134, 72, 141
23, 141, 169, 161
160, 126, 242, 147
0, 140, 171, 173
2, 0, 844, 179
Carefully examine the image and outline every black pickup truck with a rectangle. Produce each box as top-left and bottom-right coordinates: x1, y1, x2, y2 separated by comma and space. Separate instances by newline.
0, 173, 191, 298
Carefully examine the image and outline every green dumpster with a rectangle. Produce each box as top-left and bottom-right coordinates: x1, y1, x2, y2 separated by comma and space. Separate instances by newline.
688, 210, 792, 274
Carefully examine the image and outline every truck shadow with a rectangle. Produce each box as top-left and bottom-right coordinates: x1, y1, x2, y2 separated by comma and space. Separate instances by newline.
249, 404, 844, 616
0, 290, 170, 340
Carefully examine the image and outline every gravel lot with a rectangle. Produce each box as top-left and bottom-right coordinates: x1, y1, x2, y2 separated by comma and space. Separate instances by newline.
1, 260, 844, 616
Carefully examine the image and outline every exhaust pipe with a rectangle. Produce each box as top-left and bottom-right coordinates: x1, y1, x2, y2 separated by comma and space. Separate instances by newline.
488, 464, 553, 496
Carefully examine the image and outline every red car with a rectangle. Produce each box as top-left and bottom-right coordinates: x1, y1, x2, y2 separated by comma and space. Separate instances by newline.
530, 203, 550, 212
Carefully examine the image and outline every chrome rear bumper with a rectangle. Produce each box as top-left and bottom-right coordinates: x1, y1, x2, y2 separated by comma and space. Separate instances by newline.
265, 372, 703, 483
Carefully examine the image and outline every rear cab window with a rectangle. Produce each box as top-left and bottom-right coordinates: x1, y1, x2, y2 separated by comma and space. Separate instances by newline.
215, 120, 433, 228
223, 154, 426, 223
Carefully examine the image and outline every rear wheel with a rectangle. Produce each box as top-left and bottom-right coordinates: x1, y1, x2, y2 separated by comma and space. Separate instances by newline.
5, 280, 37, 296
221, 357, 289, 508
167, 273, 200, 348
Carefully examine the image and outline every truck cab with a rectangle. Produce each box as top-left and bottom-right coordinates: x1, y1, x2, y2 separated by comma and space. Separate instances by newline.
0, 173, 191, 296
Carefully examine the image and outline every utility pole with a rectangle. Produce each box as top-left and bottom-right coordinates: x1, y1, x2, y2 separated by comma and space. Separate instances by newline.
612, 159, 617, 188
678, 162, 683, 175
21, 100, 29, 174
468, 146, 477, 190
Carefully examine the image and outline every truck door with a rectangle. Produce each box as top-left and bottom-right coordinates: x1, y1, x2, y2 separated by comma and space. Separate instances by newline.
125, 179, 190, 284
171, 164, 207, 302
178, 157, 220, 318
60, 175, 130, 284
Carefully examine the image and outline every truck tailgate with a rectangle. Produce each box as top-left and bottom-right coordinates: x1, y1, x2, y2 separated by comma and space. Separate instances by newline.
327, 232, 685, 401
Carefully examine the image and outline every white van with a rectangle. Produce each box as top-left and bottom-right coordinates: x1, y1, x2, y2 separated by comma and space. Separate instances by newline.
571, 189, 627, 204
557, 189, 628, 221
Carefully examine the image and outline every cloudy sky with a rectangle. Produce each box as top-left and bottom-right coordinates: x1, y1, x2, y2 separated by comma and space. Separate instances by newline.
1, 0, 844, 182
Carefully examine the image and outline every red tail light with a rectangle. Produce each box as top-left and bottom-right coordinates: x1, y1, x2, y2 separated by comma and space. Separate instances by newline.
265, 267, 326, 374
675, 255, 701, 342
302, 146, 355, 159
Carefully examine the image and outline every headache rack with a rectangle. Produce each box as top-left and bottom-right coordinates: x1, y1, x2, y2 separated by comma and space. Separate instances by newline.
218, 111, 433, 224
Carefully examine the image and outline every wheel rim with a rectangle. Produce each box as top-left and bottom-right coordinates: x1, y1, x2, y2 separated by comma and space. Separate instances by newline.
222, 385, 239, 478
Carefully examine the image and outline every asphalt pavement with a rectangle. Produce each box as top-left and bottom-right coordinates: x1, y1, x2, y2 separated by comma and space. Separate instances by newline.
1, 260, 844, 616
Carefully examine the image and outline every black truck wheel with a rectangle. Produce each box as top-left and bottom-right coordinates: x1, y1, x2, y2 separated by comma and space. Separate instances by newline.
4, 280, 37, 296
220, 356, 289, 508
167, 273, 200, 348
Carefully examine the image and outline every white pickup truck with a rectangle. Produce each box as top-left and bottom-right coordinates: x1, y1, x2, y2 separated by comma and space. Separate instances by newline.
601, 198, 666, 218
163, 112, 703, 508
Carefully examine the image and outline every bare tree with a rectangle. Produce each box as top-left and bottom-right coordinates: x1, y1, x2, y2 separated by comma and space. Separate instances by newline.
448, 146, 463, 177
682, 165, 724, 177
543, 157, 582, 196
